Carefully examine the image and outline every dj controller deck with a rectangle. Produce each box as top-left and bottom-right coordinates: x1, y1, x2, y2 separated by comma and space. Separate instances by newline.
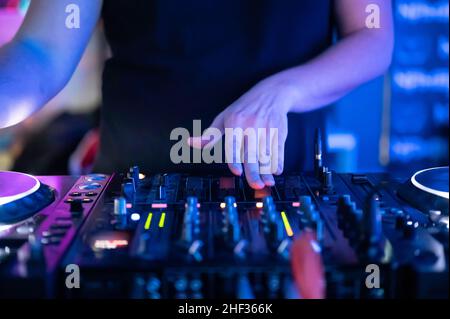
0, 146, 448, 299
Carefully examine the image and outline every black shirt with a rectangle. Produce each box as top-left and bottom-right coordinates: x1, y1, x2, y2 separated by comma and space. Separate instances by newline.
95, 0, 334, 174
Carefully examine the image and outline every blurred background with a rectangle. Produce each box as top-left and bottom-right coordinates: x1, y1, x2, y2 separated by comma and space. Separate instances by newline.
0, 0, 448, 177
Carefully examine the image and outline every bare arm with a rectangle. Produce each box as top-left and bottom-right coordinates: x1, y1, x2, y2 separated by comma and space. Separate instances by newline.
285, 0, 394, 112
0, 0, 103, 128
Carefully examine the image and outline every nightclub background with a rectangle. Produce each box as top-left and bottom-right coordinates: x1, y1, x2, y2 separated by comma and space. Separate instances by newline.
0, 0, 448, 177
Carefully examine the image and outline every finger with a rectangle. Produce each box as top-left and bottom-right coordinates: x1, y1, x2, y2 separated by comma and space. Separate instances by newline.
188, 112, 225, 149
258, 127, 275, 185
244, 162, 265, 189
261, 174, 275, 186
225, 127, 243, 176
258, 127, 272, 175
270, 126, 279, 175
228, 162, 243, 176
243, 136, 264, 189
275, 122, 287, 176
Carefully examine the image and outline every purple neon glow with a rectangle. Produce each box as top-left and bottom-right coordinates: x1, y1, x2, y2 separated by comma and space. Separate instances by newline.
0, 171, 40, 205
0, 8, 24, 46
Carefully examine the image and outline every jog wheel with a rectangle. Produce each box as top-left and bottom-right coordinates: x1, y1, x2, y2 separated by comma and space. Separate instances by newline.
397, 167, 449, 216
0, 171, 55, 224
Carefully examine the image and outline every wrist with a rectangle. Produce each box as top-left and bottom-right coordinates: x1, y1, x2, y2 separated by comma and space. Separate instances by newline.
268, 70, 305, 114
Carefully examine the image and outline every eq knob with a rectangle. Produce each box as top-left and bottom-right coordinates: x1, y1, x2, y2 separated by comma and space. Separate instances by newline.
114, 197, 127, 215
363, 195, 383, 244
322, 167, 334, 194
362, 194, 384, 261
299, 196, 319, 222
298, 196, 323, 243
314, 128, 323, 178
186, 196, 198, 210
157, 174, 167, 200
18, 235, 46, 274
262, 196, 274, 209
29, 235, 45, 265
182, 196, 199, 243
128, 166, 140, 186
188, 239, 204, 262
224, 196, 241, 243
336, 195, 364, 246
263, 196, 277, 224
121, 178, 136, 202
261, 196, 285, 244
114, 197, 128, 228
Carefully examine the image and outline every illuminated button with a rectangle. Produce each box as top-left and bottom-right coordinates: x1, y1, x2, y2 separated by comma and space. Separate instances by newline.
85, 192, 98, 197
16, 225, 34, 235
42, 230, 51, 237
79, 183, 102, 190
85, 174, 107, 182
65, 197, 90, 204
69, 192, 83, 197
130, 213, 140, 221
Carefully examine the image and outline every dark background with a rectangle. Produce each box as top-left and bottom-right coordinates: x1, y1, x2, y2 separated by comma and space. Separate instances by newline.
0, 0, 448, 177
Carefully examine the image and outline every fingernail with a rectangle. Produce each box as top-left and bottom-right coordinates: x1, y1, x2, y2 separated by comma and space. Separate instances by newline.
265, 179, 275, 186
233, 169, 243, 176
253, 182, 265, 190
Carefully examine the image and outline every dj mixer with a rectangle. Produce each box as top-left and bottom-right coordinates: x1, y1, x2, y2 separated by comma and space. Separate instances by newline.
0, 138, 448, 299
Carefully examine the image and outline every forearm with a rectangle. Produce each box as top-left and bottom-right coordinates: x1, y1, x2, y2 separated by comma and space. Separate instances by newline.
0, 40, 57, 128
0, 0, 103, 129
278, 28, 394, 113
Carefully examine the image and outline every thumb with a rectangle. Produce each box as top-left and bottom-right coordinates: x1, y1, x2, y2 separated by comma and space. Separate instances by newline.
188, 113, 225, 149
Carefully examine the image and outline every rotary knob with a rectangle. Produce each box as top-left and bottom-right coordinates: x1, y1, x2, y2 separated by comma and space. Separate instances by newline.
224, 196, 240, 243
114, 197, 129, 228
181, 196, 199, 243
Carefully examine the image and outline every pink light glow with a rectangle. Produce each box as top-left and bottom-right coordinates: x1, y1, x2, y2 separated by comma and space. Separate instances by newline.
151, 203, 167, 209
0, 8, 24, 46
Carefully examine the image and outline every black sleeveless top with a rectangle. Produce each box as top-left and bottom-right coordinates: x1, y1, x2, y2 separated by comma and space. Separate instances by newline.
95, 0, 334, 174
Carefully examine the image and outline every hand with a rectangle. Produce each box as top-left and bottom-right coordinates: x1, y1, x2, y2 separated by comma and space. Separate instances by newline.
189, 74, 298, 189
